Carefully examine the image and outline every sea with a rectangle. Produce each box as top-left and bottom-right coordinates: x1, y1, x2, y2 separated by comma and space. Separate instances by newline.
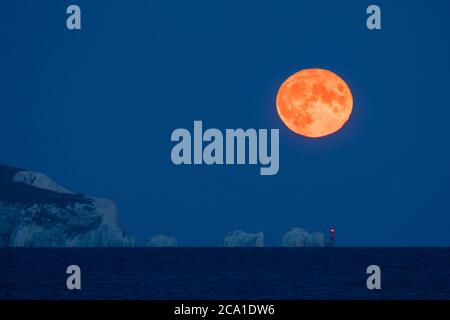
1, 248, 449, 300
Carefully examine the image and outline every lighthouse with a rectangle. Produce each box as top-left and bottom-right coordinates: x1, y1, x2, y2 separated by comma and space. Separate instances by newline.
329, 226, 336, 247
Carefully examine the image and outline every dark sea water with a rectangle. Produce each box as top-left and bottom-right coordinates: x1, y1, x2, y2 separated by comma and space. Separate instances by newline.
1, 248, 450, 300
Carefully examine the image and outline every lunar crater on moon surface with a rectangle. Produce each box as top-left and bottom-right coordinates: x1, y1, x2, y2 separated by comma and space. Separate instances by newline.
276, 69, 353, 138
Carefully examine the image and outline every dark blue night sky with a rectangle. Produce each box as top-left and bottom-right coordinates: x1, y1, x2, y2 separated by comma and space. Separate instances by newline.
1, 0, 449, 246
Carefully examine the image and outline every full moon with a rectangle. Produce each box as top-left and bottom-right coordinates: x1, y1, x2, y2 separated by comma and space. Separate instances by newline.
276, 68, 353, 138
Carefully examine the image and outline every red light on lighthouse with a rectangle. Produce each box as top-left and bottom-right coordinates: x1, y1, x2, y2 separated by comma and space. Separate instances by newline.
329, 226, 336, 247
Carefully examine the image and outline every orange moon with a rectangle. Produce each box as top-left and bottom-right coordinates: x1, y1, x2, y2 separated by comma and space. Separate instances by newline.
276, 69, 353, 138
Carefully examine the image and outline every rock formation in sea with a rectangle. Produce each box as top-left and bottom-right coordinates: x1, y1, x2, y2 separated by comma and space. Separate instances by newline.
282, 228, 325, 247
145, 234, 178, 247
223, 230, 264, 247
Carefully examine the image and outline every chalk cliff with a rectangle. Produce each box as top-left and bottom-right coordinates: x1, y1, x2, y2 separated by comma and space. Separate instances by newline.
0, 165, 134, 247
